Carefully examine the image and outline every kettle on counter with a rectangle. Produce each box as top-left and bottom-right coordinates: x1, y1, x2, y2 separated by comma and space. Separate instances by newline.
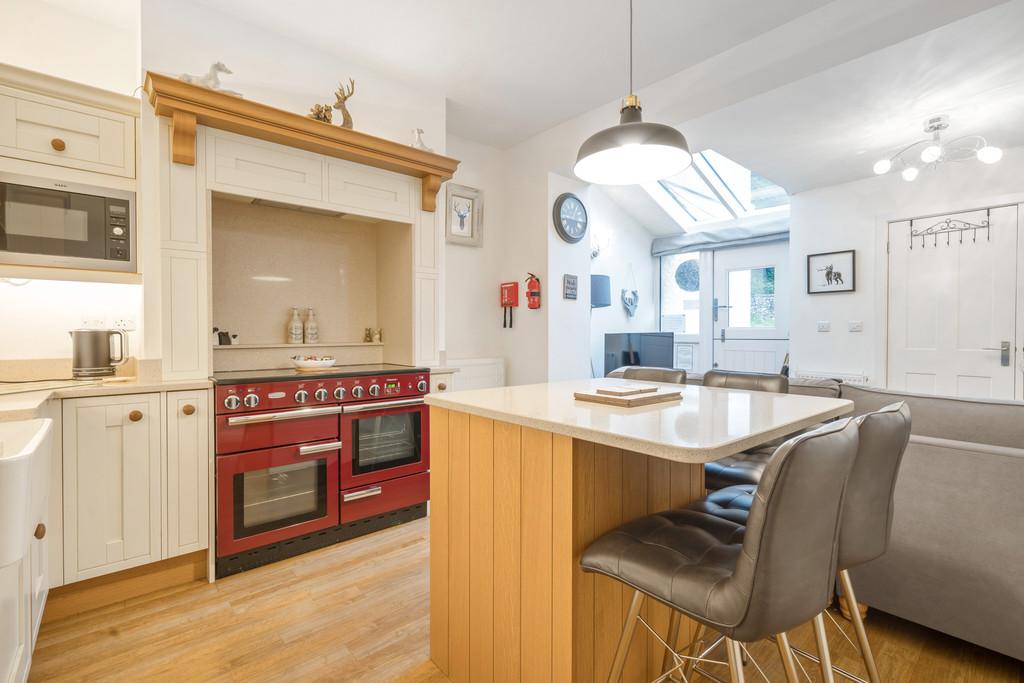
69, 329, 128, 379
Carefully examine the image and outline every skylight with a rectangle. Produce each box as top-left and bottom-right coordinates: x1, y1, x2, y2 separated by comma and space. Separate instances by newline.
643, 149, 788, 231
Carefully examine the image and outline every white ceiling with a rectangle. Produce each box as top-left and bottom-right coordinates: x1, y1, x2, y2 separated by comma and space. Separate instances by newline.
680, 0, 1024, 194
187, 0, 833, 147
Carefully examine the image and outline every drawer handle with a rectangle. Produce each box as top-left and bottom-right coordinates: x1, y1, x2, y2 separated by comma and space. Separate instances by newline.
128, 410, 143, 422
34, 523, 46, 540
51, 138, 66, 151
182, 403, 196, 416
438, 383, 447, 391
343, 486, 382, 502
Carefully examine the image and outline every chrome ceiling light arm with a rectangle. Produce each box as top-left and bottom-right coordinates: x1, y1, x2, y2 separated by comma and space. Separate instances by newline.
872, 114, 1002, 181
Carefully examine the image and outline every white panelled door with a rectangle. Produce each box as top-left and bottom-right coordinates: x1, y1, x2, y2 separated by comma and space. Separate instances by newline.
887, 206, 1019, 399
711, 241, 790, 373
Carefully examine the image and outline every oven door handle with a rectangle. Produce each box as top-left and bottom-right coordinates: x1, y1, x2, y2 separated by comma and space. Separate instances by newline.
342, 398, 425, 414
226, 405, 343, 426
297, 441, 344, 457
343, 486, 383, 502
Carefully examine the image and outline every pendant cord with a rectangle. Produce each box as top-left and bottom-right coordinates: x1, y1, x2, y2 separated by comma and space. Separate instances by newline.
628, 0, 634, 95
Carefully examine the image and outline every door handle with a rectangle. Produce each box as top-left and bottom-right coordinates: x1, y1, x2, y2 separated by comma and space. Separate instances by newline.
226, 405, 343, 425
343, 486, 382, 502
981, 341, 1011, 367
298, 441, 343, 456
342, 398, 425, 414
712, 298, 732, 323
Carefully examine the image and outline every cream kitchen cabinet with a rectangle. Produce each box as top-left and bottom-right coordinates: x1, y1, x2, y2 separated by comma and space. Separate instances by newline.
430, 371, 455, 394
0, 84, 136, 179
207, 131, 323, 204
0, 553, 30, 683
62, 394, 162, 583
326, 158, 414, 221
164, 391, 210, 558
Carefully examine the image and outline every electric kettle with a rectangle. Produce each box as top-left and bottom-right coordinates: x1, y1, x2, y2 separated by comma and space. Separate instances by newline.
69, 329, 128, 379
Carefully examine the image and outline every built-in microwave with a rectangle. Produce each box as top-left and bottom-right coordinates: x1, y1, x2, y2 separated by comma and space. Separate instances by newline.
0, 172, 135, 272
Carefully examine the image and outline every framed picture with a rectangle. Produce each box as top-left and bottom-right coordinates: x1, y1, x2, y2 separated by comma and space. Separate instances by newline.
807, 250, 855, 294
563, 274, 578, 300
446, 184, 483, 247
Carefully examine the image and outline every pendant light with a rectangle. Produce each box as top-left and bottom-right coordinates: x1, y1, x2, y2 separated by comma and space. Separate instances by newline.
574, 0, 692, 185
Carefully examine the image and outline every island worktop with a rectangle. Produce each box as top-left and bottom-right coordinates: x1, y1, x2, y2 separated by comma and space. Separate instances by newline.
425, 377, 852, 463
427, 378, 854, 682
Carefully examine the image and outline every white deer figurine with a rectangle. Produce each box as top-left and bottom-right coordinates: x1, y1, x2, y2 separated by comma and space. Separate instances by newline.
179, 62, 243, 97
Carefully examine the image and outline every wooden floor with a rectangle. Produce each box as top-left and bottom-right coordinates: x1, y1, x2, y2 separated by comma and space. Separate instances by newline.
31, 517, 1023, 682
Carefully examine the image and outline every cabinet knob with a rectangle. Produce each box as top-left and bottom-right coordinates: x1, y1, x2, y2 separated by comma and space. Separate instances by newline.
34, 523, 46, 540
438, 383, 447, 391
182, 403, 196, 416
51, 138, 66, 151
128, 410, 143, 422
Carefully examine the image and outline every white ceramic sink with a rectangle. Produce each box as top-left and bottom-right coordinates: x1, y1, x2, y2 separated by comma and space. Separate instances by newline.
0, 418, 52, 566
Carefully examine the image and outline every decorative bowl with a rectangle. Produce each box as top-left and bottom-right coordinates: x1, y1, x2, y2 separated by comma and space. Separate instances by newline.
291, 355, 337, 371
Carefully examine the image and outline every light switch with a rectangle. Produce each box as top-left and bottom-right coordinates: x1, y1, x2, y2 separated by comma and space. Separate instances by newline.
848, 320, 863, 332
817, 321, 830, 332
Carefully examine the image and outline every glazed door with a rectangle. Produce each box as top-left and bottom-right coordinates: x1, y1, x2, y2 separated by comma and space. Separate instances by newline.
711, 241, 790, 373
887, 206, 1019, 399
340, 399, 429, 489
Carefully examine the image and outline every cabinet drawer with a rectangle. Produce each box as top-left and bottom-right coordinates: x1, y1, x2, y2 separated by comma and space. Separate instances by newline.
0, 87, 135, 178
430, 373, 454, 393
326, 159, 413, 221
209, 133, 323, 202
340, 471, 429, 523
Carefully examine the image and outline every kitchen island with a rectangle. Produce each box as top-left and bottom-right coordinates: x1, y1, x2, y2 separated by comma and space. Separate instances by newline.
425, 378, 853, 683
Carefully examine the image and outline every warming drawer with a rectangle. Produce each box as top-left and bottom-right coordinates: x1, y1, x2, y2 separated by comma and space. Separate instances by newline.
215, 406, 340, 455
340, 471, 430, 523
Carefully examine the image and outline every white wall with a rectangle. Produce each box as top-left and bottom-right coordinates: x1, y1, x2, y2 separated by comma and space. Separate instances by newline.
789, 145, 1024, 383
443, 136, 505, 362
546, 173, 592, 382
0, 0, 139, 95
0, 280, 142, 360
588, 188, 659, 377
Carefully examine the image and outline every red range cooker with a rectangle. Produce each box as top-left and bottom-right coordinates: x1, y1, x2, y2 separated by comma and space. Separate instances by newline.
212, 364, 430, 577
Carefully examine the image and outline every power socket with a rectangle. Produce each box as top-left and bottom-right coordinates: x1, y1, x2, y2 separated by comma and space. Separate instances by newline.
848, 320, 864, 332
113, 315, 137, 331
817, 321, 831, 332
79, 316, 107, 329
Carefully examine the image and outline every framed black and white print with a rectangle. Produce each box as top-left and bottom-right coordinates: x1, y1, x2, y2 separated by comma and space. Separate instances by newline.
446, 184, 484, 247
807, 250, 855, 294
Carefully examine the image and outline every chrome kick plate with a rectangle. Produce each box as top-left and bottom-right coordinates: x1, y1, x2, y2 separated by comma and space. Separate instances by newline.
343, 486, 383, 502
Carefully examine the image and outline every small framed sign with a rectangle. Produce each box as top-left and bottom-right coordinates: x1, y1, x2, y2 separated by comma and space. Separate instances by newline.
446, 184, 483, 247
563, 274, 578, 300
807, 250, 855, 294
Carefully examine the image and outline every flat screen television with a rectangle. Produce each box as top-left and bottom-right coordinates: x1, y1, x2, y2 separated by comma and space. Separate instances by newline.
603, 332, 674, 377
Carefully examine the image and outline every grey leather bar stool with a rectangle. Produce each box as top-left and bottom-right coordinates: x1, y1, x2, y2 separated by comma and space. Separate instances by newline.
689, 402, 912, 683
702, 370, 789, 491
621, 366, 687, 383
581, 417, 859, 683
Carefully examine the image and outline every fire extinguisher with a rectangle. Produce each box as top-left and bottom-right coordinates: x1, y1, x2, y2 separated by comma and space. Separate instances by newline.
525, 273, 541, 309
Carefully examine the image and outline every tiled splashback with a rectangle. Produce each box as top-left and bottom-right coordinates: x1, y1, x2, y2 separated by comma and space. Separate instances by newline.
211, 198, 382, 346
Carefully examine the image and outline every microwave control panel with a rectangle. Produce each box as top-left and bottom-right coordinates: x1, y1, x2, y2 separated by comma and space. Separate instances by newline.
106, 199, 131, 261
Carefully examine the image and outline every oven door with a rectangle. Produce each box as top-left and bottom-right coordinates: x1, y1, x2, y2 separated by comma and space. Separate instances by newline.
216, 440, 340, 556
340, 398, 429, 488
216, 405, 341, 454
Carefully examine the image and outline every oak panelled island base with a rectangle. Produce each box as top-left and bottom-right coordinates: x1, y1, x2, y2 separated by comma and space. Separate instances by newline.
426, 379, 852, 682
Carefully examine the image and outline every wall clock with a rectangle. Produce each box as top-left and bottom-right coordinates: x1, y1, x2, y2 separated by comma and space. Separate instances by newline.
552, 193, 588, 244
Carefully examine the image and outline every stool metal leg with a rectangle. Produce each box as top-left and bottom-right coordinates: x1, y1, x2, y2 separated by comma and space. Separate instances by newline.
774, 631, 800, 683
660, 610, 682, 679
839, 569, 881, 683
724, 638, 746, 683
812, 613, 836, 683
608, 589, 645, 683
683, 623, 707, 680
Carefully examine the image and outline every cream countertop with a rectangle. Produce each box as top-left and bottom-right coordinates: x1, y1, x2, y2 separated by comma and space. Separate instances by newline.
425, 377, 853, 464
0, 378, 212, 422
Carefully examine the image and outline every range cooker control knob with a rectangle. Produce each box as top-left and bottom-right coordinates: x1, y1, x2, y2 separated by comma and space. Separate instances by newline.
243, 393, 260, 409
417, 380, 428, 393
314, 388, 329, 402
351, 386, 365, 399
223, 395, 242, 410
294, 389, 309, 403
333, 387, 346, 400
368, 384, 381, 397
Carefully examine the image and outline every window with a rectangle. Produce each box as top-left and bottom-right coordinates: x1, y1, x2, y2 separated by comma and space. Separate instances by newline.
660, 253, 701, 335
727, 267, 775, 328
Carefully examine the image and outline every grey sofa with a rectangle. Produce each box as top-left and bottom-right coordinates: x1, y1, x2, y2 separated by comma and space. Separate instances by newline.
606, 367, 1024, 661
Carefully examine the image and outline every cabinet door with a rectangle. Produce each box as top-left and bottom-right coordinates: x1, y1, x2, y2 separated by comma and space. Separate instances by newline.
429, 372, 455, 394
208, 131, 323, 203
162, 250, 210, 380
165, 390, 210, 557
62, 394, 161, 583
326, 159, 413, 221
0, 556, 29, 683
0, 86, 135, 178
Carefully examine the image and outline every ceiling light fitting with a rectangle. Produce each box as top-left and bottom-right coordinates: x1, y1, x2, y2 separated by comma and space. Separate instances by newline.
573, 0, 691, 185
873, 115, 1002, 182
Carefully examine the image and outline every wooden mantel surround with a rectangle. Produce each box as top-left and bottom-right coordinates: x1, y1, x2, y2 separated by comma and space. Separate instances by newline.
143, 71, 460, 211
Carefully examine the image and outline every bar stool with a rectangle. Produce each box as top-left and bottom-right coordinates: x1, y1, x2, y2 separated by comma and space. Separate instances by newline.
689, 402, 912, 683
581, 417, 860, 683
702, 370, 789, 491
621, 366, 687, 383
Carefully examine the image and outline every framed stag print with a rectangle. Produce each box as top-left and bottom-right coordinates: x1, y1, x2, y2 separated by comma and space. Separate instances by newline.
807, 250, 855, 294
446, 184, 484, 247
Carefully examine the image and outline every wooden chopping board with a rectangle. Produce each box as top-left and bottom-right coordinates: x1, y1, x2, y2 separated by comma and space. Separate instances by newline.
595, 384, 658, 397
574, 388, 682, 407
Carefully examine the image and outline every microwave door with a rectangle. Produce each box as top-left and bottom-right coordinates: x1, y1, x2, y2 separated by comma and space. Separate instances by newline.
0, 184, 106, 259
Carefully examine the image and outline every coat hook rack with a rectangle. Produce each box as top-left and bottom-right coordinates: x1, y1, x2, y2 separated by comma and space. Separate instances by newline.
909, 211, 990, 249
